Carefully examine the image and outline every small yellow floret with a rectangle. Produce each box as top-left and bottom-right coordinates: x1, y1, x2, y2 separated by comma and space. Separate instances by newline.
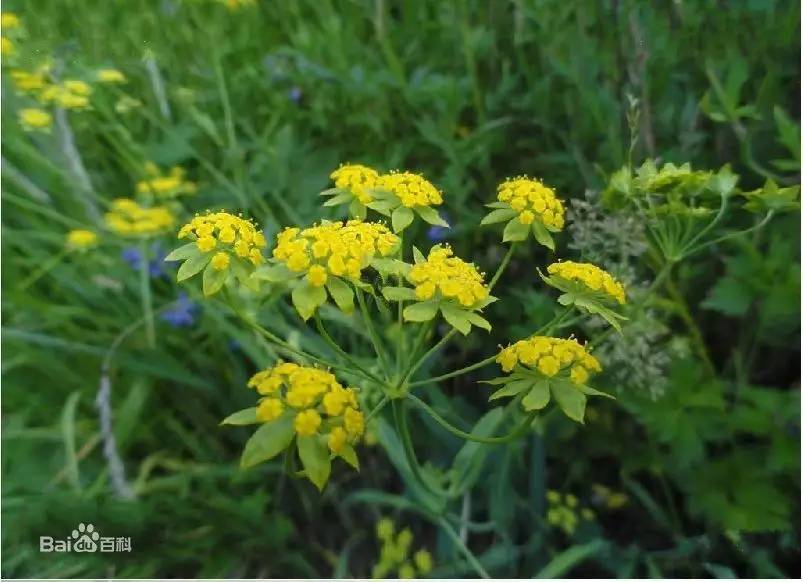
294, 409, 322, 436
66, 229, 98, 249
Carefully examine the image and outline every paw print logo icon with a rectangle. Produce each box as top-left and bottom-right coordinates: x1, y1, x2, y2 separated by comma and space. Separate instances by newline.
71, 523, 99, 552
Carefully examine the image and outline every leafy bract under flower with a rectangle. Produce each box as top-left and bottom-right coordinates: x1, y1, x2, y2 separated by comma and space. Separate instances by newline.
223, 362, 363, 490
489, 335, 612, 423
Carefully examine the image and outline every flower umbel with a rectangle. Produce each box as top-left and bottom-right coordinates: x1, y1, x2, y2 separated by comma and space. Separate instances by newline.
545, 261, 626, 305
66, 229, 98, 250
330, 163, 379, 205
375, 171, 443, 209
407, 245, 488, 308
137, 163, 196, 198
105, 198, 175, 237
497, 176, 565, 230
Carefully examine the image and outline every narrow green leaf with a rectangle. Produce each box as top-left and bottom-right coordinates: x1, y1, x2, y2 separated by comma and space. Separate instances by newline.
464, 311, 491, 331
382, 286, 417, 302
240, 414, 295, 468
338, 444, 359, 470
489, 378, 533, 401
481, 208, 517, 225
323, 191, 353, 206
298, 434, 331, 491
551, 383, 587, 423
412, 246, 426, 264
415, 205, 449, 227
221, 407, 259, 426
531, 221, 555, 250
252, 263, 295, 283
164, 242, 200, 262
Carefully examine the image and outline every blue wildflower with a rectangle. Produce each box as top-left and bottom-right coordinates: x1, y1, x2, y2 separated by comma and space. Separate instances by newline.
427, 212, 451, 242
160, 293, 199, 328
288, 86, 302, 103
122, 243, 168, 278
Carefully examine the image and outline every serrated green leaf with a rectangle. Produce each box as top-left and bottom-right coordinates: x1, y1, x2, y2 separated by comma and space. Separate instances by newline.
177, 252, 212, 282
164, 242, 200, 262
240, 414, 295, 468
221, 407, 259, 426
551, 383, 587, 423
202, 262, 229, 296
298, 434, 331, 491
502, 217, 529, 242
481, 208, 517, 225
326, 276, 355, 313
403, 300, 439, 322
522, 380, 550, 410
292, 281, 327, 321
392, 206, 415, 232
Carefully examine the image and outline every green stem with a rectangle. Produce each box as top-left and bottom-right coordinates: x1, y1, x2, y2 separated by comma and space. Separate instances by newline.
400, 328, 457, 385
407, 394, 536, 444
313, 313, 386, 387
684, 210, 774, 258
392, 400, 448, 498
138, 241, 156, 348
16, 248, 70, 292
488, 243, 516, 291
409, 353, 498, 387
681, 193, 728, 254
356, 289, 391, 376
437, 517, 490, 578
365, 395, 390, 424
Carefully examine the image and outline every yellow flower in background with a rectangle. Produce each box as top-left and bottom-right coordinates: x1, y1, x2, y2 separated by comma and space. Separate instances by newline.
10, 69, 47, 93
66, 229, 98, 250
497, 176, 565, 231
375, 171, 443, 208
105, 198, 175, 237
97, 68, 126, 83
272, 220, 399, 279
2, 12, 20, 29
1, 37, 13, 56
39, 80, 92, 110
330, 163, 379, 205
407, 245, 489, 308
546, 261, 626, 304
137, 163, 197, 197
19, 108, 52, 131
496, 335, 601, 382
63, 79, 91, 96
223, 0, 256, 8
178, 210, 266, 266
371, 518, 434, 579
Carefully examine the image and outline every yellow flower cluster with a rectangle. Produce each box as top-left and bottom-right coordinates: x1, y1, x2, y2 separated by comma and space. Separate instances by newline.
497, 336, 601, 384
1, 12, 19, 56
39, 79, 92, 110
178, 211, 267, 267
11, 69, 48, 94
97, 68, 126, 84
272, 220, 399, 283
19, 108, 52, 131
407, 245, 489, 307
546, 490, 594, 536
66, 229, 98, 250
376, 171, 443, 208
546, 261, 626, 304
372, 518, 433, 579
331, 163, 379, 205
497, 176, 565, 230
247, 363, 364, 452
137, 163, 197, 198
105, 198, 175, 237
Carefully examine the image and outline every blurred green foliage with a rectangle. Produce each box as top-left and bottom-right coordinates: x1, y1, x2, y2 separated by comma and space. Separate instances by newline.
2, 0, 799, 578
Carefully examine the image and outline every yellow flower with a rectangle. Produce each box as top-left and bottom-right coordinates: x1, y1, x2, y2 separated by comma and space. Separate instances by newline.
19, 108, 52, 131
256, 398, 283, 422
330, 163, 379, 205
38, 82, 91, 110
2, 12, 20, 28
546, 261, 626, 304
407, 245, 488, 308
1, 37, 13, 56
328, 426, 347, 453
376, 518, 395, 541
413, 550, 433, 574
137, 164, 196, 197
97, 68, 126, 84
398, 564, 416, 579
375, 171, 443, 208
11, 70, 46, 93
66, 229, 98, 249
496, 176, 565, 230
294, 409, 322, 436
211, 252, 230, 271
496, 336, 601, 384
63, 79, 91, 96
343, 406, 364, 438
105, 198, 175, 237
306, 264, 327, 287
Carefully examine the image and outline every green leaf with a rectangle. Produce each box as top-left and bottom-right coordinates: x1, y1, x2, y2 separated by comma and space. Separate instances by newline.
701, 276, 752, 316
502, 217, 529, 242
773, 106, 801, 160
577, 385, 615, 399
252, 263, 296, 283
326, 277, 354, 313
489, 378, 533, 401
551, 383, 587, 423
403, 300, 439, 322
450, 408, 506, 496
202, 262, 229, 296
415, 205, 449, 227
382, 286, 417, 301
319, 187, 342, 197
349, 199, 367, 219
371, 258, 409, 277
240, 414, 295, 468
531, 221, 555, 250
481, 208, 517, 225
291, 281, 327, 321
177, 252, 212, 282
298, 434, 331, 491
392, 206, 415, 232
220, 407, 259, 426
485, 201, 510, 209
366, 198, 396, 216
535, 540, 607, 578
338, 444, 359, 470
323, 191, 353, 207
164, 242, 200, 262
441, 303, 471, 335
412, 246, 426, 264
464, 311, 491, 331
522, 380, 550, 410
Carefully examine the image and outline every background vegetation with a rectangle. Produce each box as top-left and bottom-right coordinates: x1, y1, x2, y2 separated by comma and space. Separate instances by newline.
2, 0, 800, 578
